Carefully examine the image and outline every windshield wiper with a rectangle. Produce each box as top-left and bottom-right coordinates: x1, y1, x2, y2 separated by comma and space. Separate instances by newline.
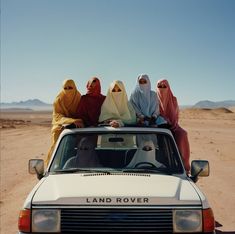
53, 168, 111, 174
122, 168, 173, 175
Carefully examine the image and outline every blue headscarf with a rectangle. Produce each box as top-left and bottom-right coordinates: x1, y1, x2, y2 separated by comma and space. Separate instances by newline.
130, 74, 159, 117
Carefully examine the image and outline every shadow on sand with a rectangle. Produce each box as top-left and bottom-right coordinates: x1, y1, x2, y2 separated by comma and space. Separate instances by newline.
215, 221, 235, 234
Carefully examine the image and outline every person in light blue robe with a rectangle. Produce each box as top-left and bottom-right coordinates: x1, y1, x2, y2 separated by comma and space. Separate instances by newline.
130, 74, 162, 126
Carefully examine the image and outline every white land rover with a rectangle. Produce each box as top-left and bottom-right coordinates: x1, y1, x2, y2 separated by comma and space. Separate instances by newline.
18, 127, 215, 233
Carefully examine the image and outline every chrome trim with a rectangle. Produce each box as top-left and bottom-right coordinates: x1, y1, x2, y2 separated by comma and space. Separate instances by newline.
32, 205, 202, 209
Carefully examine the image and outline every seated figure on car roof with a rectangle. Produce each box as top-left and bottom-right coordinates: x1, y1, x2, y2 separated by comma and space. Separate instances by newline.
156, 79, 190, 172
99, 80, 136, 128
77, 77, 106, 127
45, 79, 84, 165
130, 74, 160, 127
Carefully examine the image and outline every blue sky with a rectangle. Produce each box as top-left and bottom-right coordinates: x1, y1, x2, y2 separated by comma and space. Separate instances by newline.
1, 0, 235, 105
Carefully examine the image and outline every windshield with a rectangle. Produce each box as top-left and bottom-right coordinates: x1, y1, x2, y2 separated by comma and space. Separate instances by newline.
49, 132, 184, 174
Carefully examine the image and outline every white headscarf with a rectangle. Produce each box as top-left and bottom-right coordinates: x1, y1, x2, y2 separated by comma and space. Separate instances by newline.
99, 80, 136, 125
126, 138, 165, 168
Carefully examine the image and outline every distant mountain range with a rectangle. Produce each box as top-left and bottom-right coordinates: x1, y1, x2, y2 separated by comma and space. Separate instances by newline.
0, 99, 52, 110
193, 100, 235, 109
1, 99, 235, 110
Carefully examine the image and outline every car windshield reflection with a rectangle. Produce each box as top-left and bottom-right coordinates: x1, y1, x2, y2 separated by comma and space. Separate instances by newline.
49, 132, 183, 174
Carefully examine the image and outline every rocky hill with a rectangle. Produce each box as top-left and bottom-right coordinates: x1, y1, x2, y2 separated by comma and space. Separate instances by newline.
193, 100, 235, 109
0, 99, 52, 110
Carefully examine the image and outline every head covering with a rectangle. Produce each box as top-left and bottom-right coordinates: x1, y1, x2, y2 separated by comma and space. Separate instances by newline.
99, 80, 136, 124
46, 79, 82, 166
136, 134, 158, 149
61, 80, 80, 106
130, 74, 158, 117
77, 77, 105, 126
126, 138, 165, 168
156, 79, 179, 129
53, 79, 81, 123
157, 80, 191, 172
86, 77, 102, 96
63, 137, 100, 168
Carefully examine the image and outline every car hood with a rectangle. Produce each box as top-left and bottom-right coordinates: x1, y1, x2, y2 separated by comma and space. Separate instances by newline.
32, 173, 202, 206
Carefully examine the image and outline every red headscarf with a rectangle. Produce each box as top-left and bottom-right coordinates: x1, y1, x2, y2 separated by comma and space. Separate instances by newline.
77, 77, 106, 126
86, 77, 101, 96
156, 79, 179, 130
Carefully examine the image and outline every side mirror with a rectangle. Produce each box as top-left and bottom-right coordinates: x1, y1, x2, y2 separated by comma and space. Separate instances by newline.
190, 160, 209, 182
28, 159, 44, 180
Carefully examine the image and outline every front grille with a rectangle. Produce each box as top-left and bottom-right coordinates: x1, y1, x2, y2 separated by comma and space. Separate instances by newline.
61, 208, 173, 233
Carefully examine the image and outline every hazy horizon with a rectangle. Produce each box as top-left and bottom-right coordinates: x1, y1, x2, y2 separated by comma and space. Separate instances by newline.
1, 98, 235, 108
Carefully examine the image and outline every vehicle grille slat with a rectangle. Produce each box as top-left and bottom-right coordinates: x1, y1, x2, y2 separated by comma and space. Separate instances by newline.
61, 208, 173, 233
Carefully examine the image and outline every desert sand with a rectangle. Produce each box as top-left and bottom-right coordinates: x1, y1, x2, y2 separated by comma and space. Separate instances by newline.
1, 108, 235, 233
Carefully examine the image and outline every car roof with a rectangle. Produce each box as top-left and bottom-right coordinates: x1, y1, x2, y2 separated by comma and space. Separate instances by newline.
60, 126, 173, 137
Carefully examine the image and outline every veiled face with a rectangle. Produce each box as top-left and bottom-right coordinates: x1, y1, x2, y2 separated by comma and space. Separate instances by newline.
111, 84, 122, 108
157, 80, 168, 89
62, 79, 77, 97
88, 78, 97, 89
64, 86, 73, 90
142, 145, 153, 151
157, 84, 167, 89
137, 75, 151, 93
77, 137, 96, 152
140, 140, 155, 151
112, 84, 122, 92
139, 78, 147, 85
86, 77, 101, 95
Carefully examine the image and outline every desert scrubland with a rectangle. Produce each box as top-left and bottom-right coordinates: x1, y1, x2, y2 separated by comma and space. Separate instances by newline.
0, 108, 235, 233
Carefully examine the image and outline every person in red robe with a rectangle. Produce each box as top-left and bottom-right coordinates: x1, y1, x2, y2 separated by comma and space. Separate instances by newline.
156, 79, 191, 173
77, 77, 106, 127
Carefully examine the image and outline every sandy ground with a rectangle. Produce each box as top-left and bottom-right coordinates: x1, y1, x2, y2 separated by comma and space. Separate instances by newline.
0, 108, 235, 233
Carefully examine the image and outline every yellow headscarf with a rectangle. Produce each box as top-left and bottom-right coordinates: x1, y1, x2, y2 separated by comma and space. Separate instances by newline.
99, 80, 136, 124
46, 79, 82, 166
52, 79, 81, 126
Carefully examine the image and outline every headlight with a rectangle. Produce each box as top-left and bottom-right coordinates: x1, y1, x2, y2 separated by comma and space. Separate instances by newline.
173, 210, 202, 233
32, 209, 60, 233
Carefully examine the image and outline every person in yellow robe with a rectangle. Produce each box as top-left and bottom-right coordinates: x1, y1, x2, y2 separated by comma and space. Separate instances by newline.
45, 79, 84, 165
99, 80, 136, 127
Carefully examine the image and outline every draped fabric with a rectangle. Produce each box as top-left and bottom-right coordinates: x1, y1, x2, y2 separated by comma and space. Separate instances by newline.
130, 74, 159, 118
52, 79, 81, 127
156, 79, 190, 172
99, 80, 136, 125
156, 79, 178, 129
63, 137, 101, 168
126, 138, 165, 168
77, 77, 106, 126
86, 77, 102, 96
173, 126, 190, 172
46, 79, 82, 165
